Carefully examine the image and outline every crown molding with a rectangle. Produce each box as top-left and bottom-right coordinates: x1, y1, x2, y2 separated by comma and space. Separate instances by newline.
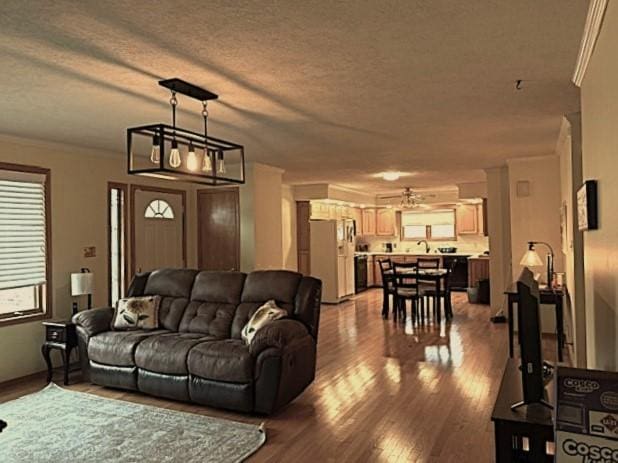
572, 0, 609, 87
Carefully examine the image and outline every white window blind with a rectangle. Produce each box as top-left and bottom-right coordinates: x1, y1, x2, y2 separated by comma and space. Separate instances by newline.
0, 176, 47, 291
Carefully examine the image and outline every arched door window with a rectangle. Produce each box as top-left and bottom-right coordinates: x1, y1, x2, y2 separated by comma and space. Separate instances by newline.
144, 199, 175, 219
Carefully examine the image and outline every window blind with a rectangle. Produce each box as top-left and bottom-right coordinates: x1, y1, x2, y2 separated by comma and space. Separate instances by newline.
0, 177, 47, 291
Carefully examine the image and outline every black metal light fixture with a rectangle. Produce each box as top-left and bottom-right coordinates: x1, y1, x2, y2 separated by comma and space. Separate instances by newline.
127, 78, 245, 185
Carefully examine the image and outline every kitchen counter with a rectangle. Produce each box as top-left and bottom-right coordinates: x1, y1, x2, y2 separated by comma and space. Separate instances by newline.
355, 251, 487, 258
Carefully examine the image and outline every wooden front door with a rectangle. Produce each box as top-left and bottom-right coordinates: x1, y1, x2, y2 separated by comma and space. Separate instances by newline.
197, 188, 240, 271
132, 186, 186, 275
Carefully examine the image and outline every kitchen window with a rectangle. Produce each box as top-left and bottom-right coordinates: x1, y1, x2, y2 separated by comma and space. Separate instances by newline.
0, 163, 51, 325
401, 210, 456, 241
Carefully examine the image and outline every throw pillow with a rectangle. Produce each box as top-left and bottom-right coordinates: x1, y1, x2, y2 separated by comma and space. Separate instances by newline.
241, 300, 288, 345
113, 296, 161, 330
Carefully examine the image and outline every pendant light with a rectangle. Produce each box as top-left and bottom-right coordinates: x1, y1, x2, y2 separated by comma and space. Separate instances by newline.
150, 135, 160, 164
217, 151, 226, 174
186, 141, 198, 171
127, 78, 245, 185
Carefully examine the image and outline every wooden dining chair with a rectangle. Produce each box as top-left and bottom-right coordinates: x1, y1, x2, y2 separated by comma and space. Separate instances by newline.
443, 258, 458, 319
392, 262, 421, 323
378, 259, 395, 319
417, 257, 441, 321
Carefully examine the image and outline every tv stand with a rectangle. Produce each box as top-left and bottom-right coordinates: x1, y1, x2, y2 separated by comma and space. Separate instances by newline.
491, 359, 555, 462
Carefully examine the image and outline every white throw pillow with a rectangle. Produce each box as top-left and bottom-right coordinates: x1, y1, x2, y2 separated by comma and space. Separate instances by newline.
241, 300, 288, 345
113, 296, 161, 330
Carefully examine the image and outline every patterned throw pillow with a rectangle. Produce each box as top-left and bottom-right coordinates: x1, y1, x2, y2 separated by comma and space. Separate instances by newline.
113, 296, 161, 330
241, 300, 288, 345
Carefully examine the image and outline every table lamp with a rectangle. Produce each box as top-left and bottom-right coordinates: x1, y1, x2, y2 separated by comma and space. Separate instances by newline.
71, 268, 94, 314
520, 241, 554, 287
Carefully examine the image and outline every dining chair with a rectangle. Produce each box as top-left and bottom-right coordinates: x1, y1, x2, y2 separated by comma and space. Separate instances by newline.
378, 259, 395, 319
443, 258, 458, 319
392, 262, 421, 323
417, 257, 441, 321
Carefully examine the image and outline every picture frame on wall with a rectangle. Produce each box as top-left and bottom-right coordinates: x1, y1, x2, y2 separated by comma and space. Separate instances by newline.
577, 180, 598, 231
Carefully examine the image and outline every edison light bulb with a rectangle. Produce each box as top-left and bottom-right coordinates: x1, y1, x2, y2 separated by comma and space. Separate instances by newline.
169, 140, 181, 168
150, 135, 160, 164
202, 149, 213, 172
186, 142, 198, 171
217, 152, 226, 174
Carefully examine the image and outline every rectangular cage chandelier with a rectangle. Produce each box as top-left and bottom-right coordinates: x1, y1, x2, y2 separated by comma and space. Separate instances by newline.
127, 78, 245, 185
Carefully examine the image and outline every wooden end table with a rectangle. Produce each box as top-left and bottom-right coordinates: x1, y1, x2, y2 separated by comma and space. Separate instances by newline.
41, 320, 78, 385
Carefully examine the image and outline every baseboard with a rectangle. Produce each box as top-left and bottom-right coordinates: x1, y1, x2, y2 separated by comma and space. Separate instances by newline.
0, 363, 81, 391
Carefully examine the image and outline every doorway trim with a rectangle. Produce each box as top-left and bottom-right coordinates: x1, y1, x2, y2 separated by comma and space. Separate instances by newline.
130, 184, 187, 277
197, 187, 240, 271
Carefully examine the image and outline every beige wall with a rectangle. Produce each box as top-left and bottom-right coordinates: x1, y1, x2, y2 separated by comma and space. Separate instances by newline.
239, 163, 284, 272
0, 135, 198, 383
508, 156, 564, 282
485, 166, 512, 314
580, 0, 618, 370
281, 185, 298, 271
508, 156, 564, 333
557, 114, 587, 367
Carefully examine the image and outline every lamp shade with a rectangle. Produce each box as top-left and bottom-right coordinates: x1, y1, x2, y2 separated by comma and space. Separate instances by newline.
71, 272, 94, 296
520, 249, 544, 267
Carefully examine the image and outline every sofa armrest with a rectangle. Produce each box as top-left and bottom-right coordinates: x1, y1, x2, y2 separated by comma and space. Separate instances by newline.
249, 319, 311, 357
72, 307, 114, 337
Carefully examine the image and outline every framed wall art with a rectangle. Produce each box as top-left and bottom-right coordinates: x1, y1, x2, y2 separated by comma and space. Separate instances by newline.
577, 180, 598, 231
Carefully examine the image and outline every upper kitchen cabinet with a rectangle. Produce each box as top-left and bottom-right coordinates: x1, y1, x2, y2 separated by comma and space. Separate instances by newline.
361, 209, 376, 235
456, 204, 483, 235
376, 208, 396, 236
309, 201, 330, 220
351, 207, 363, 233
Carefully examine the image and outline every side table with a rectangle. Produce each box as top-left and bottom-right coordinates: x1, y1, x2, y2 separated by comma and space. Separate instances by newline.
41, 320, 78, 385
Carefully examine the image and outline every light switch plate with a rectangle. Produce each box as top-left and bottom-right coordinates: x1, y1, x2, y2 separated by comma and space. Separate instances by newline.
83, 246, 96, 258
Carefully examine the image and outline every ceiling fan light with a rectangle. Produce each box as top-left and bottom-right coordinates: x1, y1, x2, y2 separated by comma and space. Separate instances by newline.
382, 171, 401, 181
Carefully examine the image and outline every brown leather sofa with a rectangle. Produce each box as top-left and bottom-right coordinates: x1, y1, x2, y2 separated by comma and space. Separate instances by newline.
72, 269, 322, 415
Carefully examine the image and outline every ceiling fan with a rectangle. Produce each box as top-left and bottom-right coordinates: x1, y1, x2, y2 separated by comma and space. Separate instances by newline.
379, 187, 435, 209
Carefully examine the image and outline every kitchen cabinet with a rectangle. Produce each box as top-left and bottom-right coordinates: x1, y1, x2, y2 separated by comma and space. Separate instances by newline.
376, 208, 396, 236
296, 201, 311, 275
362, 209, 376, 235
456, 204, 479, 235
352, 207, 363, 234
468, 257, 490, 287
309, 201, 329, 220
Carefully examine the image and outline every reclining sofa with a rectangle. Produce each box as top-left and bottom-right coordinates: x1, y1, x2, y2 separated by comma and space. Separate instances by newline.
72, 268, 322, 415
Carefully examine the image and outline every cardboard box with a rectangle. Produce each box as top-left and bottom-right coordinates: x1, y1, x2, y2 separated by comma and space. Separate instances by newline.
555, 366, 618, 462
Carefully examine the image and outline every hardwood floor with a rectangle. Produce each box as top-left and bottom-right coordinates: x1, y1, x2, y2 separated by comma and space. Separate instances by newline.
0, 289, 564, 462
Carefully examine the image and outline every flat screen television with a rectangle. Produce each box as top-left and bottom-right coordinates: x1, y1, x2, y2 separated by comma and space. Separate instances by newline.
512, 267, 552, 410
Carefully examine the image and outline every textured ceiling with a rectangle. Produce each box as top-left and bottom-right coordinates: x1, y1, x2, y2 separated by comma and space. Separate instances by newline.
0, 0, 586, 194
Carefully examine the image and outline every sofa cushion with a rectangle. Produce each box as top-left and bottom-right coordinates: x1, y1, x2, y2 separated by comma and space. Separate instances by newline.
178, 301, 237, 337
177, 271, 246, 337
143, 268, 198, 298
190, 271, 246, 304
88, 330, 169, 367
135, 332, 216, 375
240, 270, 302, 305
231, 270, 302, 339
188, 340, 253, 383
143, 269, 198, 331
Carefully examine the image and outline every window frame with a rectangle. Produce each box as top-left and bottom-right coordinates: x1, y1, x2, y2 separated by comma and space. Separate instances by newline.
0, 162, 52, 327
400, 209, 457, 242
108, 182, 128, 307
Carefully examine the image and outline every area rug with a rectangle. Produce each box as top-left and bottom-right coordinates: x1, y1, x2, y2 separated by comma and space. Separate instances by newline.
0, 383, 266, 463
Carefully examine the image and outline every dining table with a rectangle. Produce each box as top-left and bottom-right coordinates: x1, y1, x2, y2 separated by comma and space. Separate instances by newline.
384, 268, 450, 323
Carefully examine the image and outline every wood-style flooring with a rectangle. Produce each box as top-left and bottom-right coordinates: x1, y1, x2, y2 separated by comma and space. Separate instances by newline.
0, 290, 565, 462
